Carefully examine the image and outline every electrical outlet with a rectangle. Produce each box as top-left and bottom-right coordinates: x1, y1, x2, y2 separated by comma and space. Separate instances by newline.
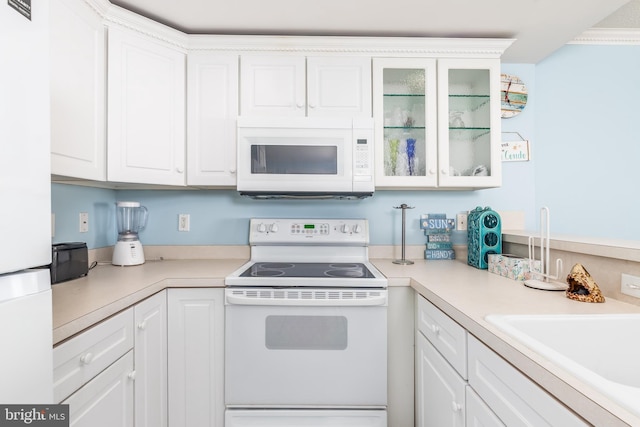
178, 214, 190, 232
456, 213, 468, 231
621, 273, 640, 299
79, 212, 89, 233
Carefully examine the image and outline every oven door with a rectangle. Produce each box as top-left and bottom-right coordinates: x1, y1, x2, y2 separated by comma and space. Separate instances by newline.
224, 288, 387, 407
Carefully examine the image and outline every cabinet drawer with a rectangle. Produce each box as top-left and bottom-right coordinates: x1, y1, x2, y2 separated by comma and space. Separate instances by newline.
62, 350, 134, 427
416, 295, 467, 378
467, 335, 588, 427
53, 309, 134, 402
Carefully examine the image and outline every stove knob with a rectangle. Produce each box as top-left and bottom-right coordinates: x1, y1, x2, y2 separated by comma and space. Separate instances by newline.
257, 223, 267, 233
353, 224, 362, 234
341, 224, 351, 233
269, 223, 279, 233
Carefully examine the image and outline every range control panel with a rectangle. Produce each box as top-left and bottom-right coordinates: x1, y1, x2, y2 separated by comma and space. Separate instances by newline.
249, 218, 369, 245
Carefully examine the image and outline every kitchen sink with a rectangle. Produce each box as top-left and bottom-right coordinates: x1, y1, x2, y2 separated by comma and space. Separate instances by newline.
485, 313, 640, 418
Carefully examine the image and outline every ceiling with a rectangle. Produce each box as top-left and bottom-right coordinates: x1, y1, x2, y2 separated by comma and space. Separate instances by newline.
110, 0, 637, 63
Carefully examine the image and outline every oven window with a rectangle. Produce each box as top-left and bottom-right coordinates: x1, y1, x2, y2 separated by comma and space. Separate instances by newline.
265, 315, 347, 350
251, 145, 338, 175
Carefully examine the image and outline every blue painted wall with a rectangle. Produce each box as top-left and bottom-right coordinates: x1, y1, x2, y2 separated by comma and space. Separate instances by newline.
51, 44, 639, 248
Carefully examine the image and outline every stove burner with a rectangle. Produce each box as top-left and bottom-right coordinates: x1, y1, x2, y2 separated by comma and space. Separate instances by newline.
329, 263, 360, 269
325, 269, 365, 278
251, 270, 285, 277
257, 263, 295, 269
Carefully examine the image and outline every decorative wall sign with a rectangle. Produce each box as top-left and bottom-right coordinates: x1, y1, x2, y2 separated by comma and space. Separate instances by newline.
501, 73, 527, 118
501, 140, 530, 161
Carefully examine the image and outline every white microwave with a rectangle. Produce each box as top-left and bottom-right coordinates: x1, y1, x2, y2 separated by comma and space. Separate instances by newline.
236, 117, 375, 199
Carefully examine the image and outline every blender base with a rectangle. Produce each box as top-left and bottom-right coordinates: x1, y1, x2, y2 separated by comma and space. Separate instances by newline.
112, 240, 145, 266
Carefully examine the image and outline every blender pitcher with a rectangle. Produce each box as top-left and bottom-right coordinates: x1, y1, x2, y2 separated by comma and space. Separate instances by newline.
112, 201, 148, 266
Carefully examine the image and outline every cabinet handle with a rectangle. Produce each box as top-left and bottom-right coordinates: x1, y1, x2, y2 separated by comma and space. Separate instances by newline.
137, 321, 146, 330
128, 371, 136, 381
176, 167, 184, 174
430, 324, 440, 335
308, 103, 316, 109
441, 169, 448, 175
428, 169, 436, 176
296, 102, 305, 109
80, 353, 93, 365
451, 401, 462, 412
230, 168, 237, 174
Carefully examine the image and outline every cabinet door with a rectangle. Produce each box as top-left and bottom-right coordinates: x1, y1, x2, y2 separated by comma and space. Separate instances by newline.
240, 55, 306, 116
468, 335, 588, 427
50, 0, 106, 181
307, 56, 371, 118
372, 58, 438, 188
466, 386, 505, 427
167, 288, 224, 427
437, 58, 501, 188
187, 52, 238, 186
107, 26, 186, 185
134, 291, 167, 427
63, 351, 134, 427
416, 332, 465, 427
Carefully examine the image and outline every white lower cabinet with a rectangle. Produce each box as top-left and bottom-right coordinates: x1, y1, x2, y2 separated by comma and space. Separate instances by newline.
167, 288, 224, 427
63, 351, 135, 427
467, 335, 588, 427
416, 292, 588, 427
134, 291, 168, 427
54, 291, 169, 427
54, 308, 135, 427
416, 332, 466, 427
466, 387, 504, 427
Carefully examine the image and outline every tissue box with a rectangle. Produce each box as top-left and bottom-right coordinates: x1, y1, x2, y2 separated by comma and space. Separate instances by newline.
487, 254, 542, 281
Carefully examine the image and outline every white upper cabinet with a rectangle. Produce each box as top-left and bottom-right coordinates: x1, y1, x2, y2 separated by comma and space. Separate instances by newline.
374, 57, 502, 189
186, 52, 239, 186
306, 56, 372, 117
50, 0, 106, 181
240, 55, 371, 117
107, 25, 186, 186
373, 58, 438, 188
437, 58, 502, 188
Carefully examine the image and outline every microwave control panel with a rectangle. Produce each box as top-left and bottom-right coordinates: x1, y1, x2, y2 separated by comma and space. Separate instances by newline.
352, 124, 374, 190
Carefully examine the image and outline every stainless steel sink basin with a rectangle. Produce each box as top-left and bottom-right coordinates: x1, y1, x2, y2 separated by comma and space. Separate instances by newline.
485, 313, 640, 418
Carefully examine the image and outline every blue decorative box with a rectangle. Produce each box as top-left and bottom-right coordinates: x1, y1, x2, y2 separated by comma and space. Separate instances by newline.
467, 206, 502, 269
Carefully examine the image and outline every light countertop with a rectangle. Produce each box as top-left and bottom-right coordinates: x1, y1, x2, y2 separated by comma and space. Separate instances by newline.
52, 257, 640, 426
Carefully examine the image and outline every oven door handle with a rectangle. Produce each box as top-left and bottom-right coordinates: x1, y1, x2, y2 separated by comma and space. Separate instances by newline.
225, 294, 388, 307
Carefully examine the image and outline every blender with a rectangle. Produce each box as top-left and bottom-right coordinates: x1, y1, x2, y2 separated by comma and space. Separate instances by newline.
112, 201, 148, 266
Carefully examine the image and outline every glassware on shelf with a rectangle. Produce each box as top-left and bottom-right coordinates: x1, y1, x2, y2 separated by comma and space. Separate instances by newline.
449, 111, 465, 128
388, 138, 400, 175
406, 137, 416, 176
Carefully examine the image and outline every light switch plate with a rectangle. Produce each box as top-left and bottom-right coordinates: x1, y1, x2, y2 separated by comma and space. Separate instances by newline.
621, 273, 640, 299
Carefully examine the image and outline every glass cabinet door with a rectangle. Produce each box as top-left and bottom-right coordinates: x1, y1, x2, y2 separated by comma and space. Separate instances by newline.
437, 58, 501, 188
373, 58, 438, 187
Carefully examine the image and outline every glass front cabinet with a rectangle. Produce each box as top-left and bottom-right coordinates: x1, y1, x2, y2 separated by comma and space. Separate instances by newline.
373, 57, 501, 189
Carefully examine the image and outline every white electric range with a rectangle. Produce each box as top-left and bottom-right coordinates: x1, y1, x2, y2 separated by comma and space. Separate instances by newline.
224, 218, 388, 427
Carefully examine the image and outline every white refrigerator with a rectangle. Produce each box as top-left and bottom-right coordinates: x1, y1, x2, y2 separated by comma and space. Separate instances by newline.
0, 0, 54, 403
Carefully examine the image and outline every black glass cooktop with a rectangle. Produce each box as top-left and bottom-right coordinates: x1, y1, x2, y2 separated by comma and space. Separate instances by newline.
240, 262, 376, 279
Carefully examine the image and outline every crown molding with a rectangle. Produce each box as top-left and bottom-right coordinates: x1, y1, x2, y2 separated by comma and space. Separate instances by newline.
83, 0, 513, 56
570, 28, 640, 45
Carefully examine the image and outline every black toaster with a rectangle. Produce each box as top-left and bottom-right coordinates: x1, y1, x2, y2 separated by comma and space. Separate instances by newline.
51, 242, 89, 284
